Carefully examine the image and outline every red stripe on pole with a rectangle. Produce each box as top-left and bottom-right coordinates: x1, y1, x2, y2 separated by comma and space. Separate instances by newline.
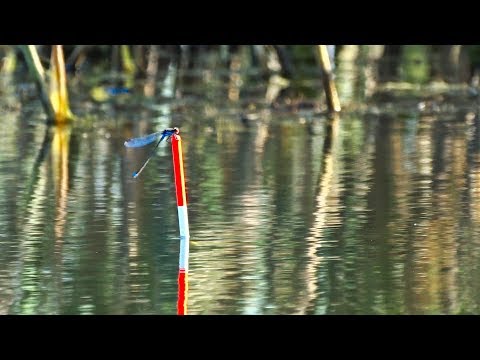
171, 135, 187, 207
172, 131, 190, 315
177, 270, 188, 315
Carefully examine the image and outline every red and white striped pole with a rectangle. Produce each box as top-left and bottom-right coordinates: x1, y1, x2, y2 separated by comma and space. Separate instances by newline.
171, 130, 190, 315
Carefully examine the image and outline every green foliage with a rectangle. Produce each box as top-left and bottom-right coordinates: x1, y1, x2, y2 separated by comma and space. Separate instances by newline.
400, 45, 430, 84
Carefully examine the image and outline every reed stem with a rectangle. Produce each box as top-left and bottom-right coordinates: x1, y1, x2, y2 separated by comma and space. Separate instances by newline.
19, 45, 56, 121
317, 45, 341, 113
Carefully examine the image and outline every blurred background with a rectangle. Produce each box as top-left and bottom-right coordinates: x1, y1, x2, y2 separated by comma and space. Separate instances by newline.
1, 45, 480, 314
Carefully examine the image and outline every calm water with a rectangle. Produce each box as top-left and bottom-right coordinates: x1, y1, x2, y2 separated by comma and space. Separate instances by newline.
1, 46, 480, 314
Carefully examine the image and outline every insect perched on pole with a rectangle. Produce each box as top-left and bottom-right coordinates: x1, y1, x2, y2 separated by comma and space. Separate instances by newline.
124, 127, 190, 315
124, 127, 179, 178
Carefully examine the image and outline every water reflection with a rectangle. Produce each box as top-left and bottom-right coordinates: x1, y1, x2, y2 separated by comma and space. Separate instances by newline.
2, 48, 480, 314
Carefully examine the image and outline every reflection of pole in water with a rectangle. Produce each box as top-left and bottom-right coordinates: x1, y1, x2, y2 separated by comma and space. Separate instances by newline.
171, 132, 190, 315
406, 119, 434, 313
303, 115, 342, 314
14, 124, 71, 314
52, 125, 71, 249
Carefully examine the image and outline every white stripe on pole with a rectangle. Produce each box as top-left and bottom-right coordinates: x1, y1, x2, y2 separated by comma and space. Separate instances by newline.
177, 205, 190, 271
177, 205, 190, 238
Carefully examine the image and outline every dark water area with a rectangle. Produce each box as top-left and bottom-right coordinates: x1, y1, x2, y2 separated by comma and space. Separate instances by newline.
1, 45, 480, 314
